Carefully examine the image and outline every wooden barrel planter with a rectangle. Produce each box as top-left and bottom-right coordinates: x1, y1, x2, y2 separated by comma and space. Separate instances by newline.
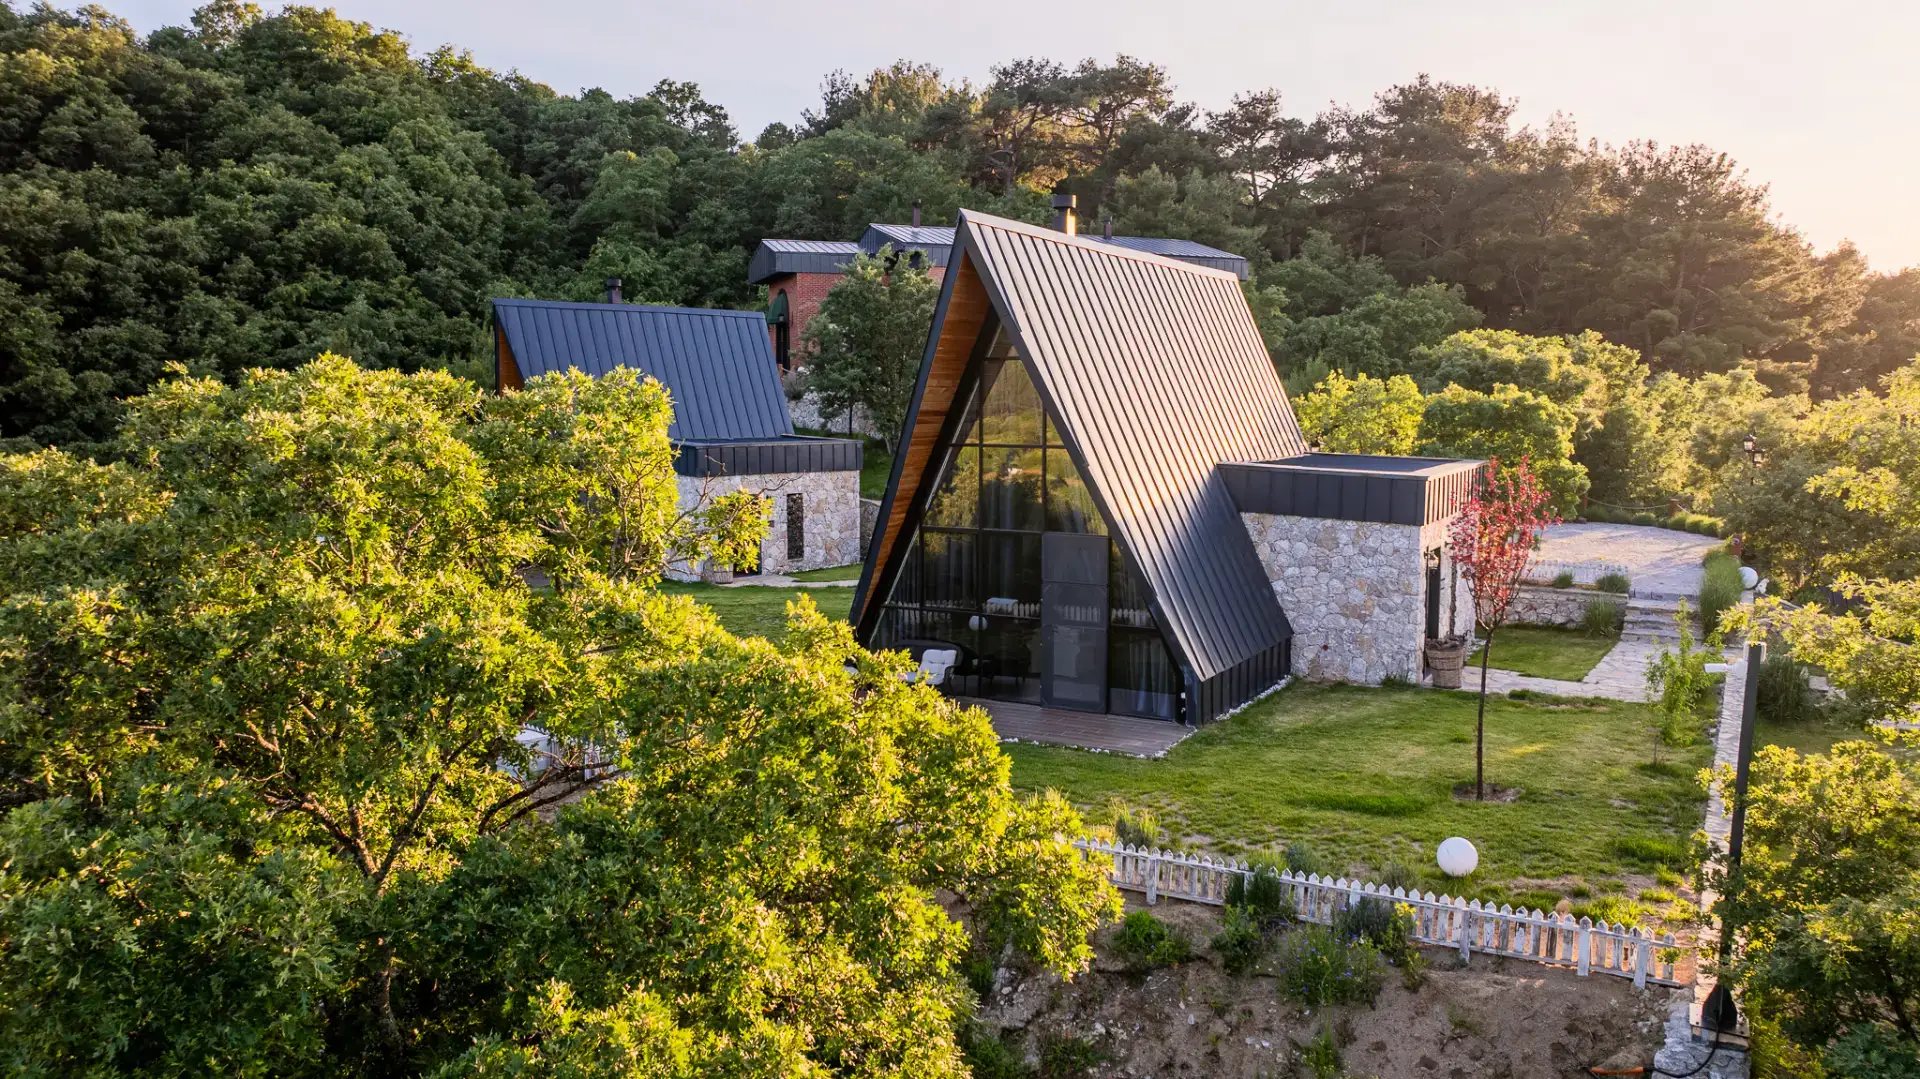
1425, 637, 1469, 689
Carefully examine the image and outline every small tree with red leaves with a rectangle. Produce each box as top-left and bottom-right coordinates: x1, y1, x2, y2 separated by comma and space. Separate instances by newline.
1449, 457, 1560, 800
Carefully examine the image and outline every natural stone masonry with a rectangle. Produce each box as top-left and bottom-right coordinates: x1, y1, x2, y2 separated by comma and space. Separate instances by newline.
671, 469, 860, 578
1510, 583, 1621, 628
1242, 513, 1472, 685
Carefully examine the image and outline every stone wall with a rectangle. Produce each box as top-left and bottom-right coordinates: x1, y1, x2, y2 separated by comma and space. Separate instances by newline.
1242, 513, 1475, 685
671, 469, 861, 579
860, 497, 881, 551
1509, 584, 1614, 628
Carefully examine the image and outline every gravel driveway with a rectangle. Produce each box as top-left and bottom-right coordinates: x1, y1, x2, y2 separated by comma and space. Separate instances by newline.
1533, 522, 1722, 598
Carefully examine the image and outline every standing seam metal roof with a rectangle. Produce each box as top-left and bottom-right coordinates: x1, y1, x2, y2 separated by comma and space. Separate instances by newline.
955, 211, 1304, 681
747, 239, 862, 283
492, 298, 794, 442
752, 226, 1251, 283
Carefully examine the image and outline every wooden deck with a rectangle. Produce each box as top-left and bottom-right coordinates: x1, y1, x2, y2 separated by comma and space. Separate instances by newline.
957, 697, 1194, 757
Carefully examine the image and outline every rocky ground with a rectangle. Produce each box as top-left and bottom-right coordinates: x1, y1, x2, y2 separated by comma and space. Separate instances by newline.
974, 897, 1682, 1078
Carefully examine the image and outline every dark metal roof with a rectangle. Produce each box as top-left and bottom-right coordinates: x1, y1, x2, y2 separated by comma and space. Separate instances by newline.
956, 211, 1305, 682
492, 298, 794, 442
746, 239, 861, 284
1220, 455, 1484, 527
1093, 235, 1249, 277
754, 225, 1251, 283
861, 224, 958, 264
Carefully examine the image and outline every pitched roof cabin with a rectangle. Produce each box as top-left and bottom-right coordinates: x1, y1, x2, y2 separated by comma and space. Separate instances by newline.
491, 297, 867, 576
492, 297, 861, 477
853, 211, 1481, 726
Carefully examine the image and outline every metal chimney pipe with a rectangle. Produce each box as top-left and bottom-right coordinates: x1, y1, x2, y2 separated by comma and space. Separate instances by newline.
911, 199, 921, 228
1103, 214, 1114, 240
605, 278, 623, 304
1050, 192, 1077, 236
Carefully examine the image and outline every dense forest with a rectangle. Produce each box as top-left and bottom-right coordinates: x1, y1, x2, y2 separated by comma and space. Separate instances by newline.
3, 0, 1917, 457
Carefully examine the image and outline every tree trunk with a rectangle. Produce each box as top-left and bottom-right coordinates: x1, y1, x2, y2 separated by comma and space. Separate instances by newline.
1475, 630, 1493, 801
374, 939, 403, 1061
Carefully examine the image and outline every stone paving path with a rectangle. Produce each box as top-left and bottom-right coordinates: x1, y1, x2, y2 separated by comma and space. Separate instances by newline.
1534, 522, 1723, 598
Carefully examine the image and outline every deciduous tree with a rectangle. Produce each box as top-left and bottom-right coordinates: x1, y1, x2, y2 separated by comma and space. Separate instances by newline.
1448, 457, 1558, 799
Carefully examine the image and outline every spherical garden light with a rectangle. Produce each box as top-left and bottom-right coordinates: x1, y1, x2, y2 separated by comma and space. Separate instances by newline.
1437, 837, 1479, 878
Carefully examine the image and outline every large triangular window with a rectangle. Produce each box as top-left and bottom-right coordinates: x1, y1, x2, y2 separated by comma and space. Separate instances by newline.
875, 349, 1180, 719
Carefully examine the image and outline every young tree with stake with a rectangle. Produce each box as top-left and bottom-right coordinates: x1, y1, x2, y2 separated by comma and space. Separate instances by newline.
1449, 457, 1559, 800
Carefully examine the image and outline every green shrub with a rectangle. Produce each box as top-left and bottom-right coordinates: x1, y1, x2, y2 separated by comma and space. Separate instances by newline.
1284, 841, 1331, 878
1276, 925, 1386, 1006
1595, 572, 1630, 594
1583, 503, 1612, 523
1582, 598, 1622, 637
1552, 570, 1576, 588
1226, 862, 1296, 928
1212, 905, 1268, 974
1665, 512, 1689, 531
1109, 800, 1165, 849
961, 1024, 1030, 1079
1036, 1032, 1107, 1078
1699, 550, 1745, 638
1112, 909, 1192, 969
1823, 1024, 1920, 1079
1756, 653, 1820, 726
1302, 1025, 1342, 1079
1632, 511, 1658, 526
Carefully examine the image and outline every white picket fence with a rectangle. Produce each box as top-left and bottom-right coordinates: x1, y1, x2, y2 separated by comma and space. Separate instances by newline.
1074, 838, 1682, 988
1523, 558, 1630, 587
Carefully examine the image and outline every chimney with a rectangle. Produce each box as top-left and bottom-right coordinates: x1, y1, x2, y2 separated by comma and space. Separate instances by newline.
604, 278, 623, 304
911, 199, 921, 228
1051, 192, 1077, 236
1103, 214, 1114, 240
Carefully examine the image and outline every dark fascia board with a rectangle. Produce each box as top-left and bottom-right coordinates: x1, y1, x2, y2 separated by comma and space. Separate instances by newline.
747, 240, 861, 284
1220, 456, 1486, 526
851, 247, 978, 633
675, 436, 863, 477
952, 221, 1208, 700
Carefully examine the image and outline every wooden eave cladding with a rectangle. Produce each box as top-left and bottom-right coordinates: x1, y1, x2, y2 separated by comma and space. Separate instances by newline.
852, 255, 990, 629
495, 324, 524, 392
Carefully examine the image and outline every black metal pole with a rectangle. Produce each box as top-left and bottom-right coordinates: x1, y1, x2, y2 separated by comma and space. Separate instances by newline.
1726, 640, 1765, 871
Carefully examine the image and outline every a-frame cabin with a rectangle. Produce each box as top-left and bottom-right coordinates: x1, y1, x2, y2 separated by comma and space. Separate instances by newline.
852, 210, 1306, 724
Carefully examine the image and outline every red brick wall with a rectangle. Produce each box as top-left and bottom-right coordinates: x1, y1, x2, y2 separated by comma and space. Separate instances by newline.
768, 263, 949, 369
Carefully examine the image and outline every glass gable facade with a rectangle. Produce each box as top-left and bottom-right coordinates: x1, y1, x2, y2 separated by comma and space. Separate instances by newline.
872, 350, 1183, 720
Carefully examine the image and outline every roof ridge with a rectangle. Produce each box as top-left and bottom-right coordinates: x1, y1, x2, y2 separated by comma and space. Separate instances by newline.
954, 209, 1240, 280
490, 298, 764, 318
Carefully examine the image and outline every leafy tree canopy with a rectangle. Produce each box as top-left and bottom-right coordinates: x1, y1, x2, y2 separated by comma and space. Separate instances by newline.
0, 356, 1117, 1077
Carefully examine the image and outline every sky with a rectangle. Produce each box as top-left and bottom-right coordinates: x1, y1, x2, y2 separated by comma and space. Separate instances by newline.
107, 0, 1920, 271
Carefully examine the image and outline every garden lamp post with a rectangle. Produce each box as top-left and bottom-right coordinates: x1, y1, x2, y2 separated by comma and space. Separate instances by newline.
1741, 431, 1764, 483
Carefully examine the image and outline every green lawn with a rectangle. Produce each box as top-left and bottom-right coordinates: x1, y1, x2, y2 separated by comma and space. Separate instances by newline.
660, 581, 852, 642
1470, 626, 1616, 681
789, 563, 863, 582
1005, 682, 1708, 895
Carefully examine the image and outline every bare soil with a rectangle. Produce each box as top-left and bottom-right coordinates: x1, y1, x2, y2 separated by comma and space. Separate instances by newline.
975, 897, 1681, 1078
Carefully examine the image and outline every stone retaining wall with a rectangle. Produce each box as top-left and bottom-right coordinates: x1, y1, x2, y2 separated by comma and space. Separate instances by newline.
1510, 584, 1620, 628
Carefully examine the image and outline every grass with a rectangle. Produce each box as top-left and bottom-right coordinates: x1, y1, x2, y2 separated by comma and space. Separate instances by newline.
1468, 626, 1616, 681
658, 581, 852, 642
788, 563, 863, 582
1006, 681, 1708, 887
